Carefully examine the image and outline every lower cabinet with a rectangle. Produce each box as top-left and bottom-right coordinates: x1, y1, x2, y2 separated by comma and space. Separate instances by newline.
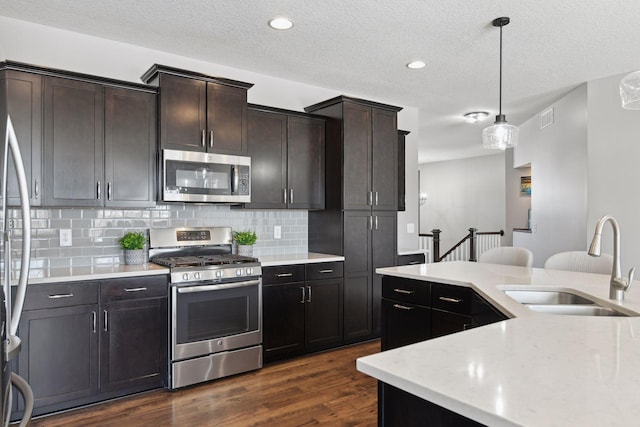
263, 262, 343, 362
14, 276, 168, 418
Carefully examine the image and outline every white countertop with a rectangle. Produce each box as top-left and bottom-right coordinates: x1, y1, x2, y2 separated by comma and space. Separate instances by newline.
25, 263, 169, 285
357, 261, 640, 427
258, 252, 344, 267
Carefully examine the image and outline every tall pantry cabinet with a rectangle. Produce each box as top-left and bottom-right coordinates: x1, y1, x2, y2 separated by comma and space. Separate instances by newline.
305, 96, 402, 343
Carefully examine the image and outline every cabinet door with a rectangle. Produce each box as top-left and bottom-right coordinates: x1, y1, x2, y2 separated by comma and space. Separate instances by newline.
431, 309, 472, 339
159, 74, 206, 151
43, 77, 104, 206
18, 304, 99, 411
104, 87, 156, 208
343, 211, 372, 342
262, 282, 305, 362
342, 103, 372, 210
100, 297, 168, 394
381, 299, 431, 351
245, 109, 287, 209
305, 278, 343, 351
371, 108, 398, 211
207, 82, 247, 154
372, 211, 397, 336
0, 70, 43, 206
287, 115, 325, 209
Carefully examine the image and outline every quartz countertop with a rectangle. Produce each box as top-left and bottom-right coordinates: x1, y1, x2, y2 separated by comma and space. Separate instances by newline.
357, 261, 640, 427
24, 263, 169, 285
258, 252, 344, 267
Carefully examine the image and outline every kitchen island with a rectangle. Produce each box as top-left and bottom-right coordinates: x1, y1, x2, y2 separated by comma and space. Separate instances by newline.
357, 261, 640, 426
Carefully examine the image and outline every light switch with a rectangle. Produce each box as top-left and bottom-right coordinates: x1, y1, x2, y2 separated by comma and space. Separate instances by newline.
274, 225, 281, 239
60, 229, 72, 246
407, 223, 415, 233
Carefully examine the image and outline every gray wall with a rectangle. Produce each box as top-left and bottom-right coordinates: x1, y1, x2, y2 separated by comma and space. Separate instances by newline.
504, 148, 531, 246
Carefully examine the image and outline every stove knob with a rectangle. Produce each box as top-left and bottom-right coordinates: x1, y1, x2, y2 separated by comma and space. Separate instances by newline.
194, 272, 201, 280
245, 267, 253, 276
182, 273, 189, 281
215, 270, 223, 279
236, 268, 243, 276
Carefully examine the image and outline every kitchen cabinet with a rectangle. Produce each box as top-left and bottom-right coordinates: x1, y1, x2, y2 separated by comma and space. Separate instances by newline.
245, 105, 325, 209
306, 96, 402, 345
397, 130, 409, 211
0, 68, 43, 206
142, 65, 253, 155
396, 253, 425, 266
14, 276, 168, 418
262, 262, 343, 362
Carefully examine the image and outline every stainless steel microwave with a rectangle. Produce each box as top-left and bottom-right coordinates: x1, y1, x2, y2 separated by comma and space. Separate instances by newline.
162, 149, 251, 203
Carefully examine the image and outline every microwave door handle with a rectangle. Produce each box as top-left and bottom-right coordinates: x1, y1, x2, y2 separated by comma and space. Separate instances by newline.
231, 165, 239, 195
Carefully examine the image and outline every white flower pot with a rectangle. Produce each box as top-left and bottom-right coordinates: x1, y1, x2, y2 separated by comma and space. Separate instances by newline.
237, 245, 254, 257
124, 249, 145, 265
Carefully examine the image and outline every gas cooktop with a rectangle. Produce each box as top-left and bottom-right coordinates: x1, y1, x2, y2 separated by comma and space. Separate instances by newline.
152, 254, 259, 269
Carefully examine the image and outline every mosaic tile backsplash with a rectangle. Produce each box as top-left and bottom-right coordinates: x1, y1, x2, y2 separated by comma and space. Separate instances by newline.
2, 204, 307, 276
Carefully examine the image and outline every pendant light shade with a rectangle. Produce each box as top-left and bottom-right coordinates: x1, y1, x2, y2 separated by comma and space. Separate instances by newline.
482, 17, 518, 150
620, 70, 640, 110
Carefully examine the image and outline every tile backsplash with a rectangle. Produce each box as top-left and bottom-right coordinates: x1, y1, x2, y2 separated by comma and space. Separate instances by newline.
2, 204, 307, 275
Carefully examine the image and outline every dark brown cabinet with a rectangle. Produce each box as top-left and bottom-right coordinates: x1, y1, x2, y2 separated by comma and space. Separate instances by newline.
0, 69, 43, 206
262, 262, 343, 362
142, 65, 253, 155
396, 253, 425, 266
246, 106, 325, 209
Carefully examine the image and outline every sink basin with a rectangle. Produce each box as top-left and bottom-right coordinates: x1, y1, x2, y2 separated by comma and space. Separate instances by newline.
502, 289, 638, 317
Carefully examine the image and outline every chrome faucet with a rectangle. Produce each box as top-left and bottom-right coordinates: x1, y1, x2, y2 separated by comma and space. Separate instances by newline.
588, 215, 635, 301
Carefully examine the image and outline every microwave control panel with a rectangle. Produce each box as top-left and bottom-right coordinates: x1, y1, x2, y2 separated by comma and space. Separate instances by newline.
237, 165, 250, 195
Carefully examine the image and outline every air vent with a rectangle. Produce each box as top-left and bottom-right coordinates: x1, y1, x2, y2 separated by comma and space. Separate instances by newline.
540, 107, 554, 129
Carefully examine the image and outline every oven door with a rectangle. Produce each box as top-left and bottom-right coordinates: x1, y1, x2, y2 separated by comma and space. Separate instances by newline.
163, 149, 251, 203
171, 278, 261, 361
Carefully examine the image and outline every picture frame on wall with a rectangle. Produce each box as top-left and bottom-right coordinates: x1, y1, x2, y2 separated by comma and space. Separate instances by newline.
520, 176, 531, 196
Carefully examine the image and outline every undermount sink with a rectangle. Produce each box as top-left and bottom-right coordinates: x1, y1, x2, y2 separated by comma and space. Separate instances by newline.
502, 289, 639, 317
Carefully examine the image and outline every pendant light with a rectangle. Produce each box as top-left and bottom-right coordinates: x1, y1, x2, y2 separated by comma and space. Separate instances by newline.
482, 17, 519, 150
619, 70, 640, 109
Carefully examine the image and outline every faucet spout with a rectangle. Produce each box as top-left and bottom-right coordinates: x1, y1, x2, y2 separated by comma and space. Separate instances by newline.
588, 215, 633, 300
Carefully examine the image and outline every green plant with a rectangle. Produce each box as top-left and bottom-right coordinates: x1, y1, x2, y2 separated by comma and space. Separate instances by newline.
118, 231, 147, 250
233, 230, 257, 245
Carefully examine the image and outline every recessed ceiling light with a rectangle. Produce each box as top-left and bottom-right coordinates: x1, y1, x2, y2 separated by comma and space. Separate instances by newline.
269, 17, 294, 30
406, 61, 426, 69
464, 111, 490, 123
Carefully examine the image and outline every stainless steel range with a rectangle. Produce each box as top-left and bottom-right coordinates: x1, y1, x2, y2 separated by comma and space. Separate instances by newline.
149, 226, 262, 389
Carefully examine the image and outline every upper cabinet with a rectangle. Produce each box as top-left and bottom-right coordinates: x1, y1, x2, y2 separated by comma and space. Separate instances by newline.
142, 65, 253, 155
245, 106, 325, 209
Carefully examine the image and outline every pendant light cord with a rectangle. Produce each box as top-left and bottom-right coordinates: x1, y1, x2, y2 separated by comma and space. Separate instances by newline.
498, 23, 503, 117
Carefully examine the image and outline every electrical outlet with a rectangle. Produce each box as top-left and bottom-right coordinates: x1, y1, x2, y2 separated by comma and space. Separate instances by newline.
60, 229, 72, 246
407, 223, 415, 233
274, 225, 281, 239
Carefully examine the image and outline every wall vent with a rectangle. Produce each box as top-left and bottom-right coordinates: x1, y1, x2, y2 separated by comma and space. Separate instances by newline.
540, 107, 554, 129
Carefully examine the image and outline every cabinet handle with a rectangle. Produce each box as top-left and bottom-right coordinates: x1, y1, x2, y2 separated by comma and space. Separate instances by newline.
34, 178, 39, 199
201, 129, 206, 147
393, 303, 414, 311
92, 311, 97, 333
367, 191, 373, 206
124, 287, 148, 292
276, 273, 293, 278
463, 323, 472, 331
369, 216, 373, 230
103, 310, 108, 332
375, 216, 379, 230
300, 286, 305, 304
97, 181, 101, 199
318, 269, 334, 274
209, 130, 214, 149
393, 288, 415, 295
290, 189, 294, 204
439, 296, 463, 303
409, 261, 421, 265
48, 293, 74, 299
375, 191, 379, 206
283, 188, 288, 204
306, 285, 312, 303
108, 182, 112, 201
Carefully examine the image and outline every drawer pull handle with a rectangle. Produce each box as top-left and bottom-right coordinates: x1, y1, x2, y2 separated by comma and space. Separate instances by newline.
393, 288, 415, 295
439, 296, 462, 303
48, 293, 74, 299
318, 269, 334, 273
276, 273, 293, 278
393, 303, 414, 311
409, 261, 421, 265
124, 287, 148, 292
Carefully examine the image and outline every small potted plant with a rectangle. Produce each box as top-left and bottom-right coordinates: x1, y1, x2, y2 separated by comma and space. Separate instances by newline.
233, 230, 257, 257
118, 231, 147, 265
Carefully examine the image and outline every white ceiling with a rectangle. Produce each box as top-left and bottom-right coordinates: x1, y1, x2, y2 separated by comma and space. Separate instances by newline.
1, 0, 640, 163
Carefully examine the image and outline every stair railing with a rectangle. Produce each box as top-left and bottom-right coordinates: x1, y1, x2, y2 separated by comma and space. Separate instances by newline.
419, 228, 504, 263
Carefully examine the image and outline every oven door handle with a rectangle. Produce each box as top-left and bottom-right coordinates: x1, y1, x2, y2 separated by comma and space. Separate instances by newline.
176, 279, 260, 293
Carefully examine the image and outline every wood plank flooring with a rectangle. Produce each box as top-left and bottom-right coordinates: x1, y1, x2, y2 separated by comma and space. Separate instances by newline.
27, 341, 380, 427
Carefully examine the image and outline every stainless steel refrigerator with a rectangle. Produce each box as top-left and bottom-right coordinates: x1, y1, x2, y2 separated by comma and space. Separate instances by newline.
1, 116, 34, 426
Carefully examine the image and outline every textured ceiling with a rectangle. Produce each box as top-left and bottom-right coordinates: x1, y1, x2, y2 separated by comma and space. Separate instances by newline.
1, 1, 640, 163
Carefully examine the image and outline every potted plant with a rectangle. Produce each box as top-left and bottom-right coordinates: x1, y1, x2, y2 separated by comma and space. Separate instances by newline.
233, 230, 257, 257
118, 231, 147, 265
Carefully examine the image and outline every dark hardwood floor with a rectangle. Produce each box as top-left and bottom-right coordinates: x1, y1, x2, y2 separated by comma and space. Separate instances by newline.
27, 341, 380, 426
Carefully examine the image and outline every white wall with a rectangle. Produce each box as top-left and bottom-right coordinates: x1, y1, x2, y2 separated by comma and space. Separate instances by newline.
587, 73, 640, 274
0, 16, 421, 254
504, 148, 531, 246
419, 154, 505, 252
511, 85, 588, 268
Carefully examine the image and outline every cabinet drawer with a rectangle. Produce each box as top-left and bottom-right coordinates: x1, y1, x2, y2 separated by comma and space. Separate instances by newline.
100, 276, 168, 302
23, 282, 98, 310
396, 254, 425, 266
382, 276, 430, 306
262, 265, 305, 285
305, 262, 343, 280
431, 283, 472, 315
